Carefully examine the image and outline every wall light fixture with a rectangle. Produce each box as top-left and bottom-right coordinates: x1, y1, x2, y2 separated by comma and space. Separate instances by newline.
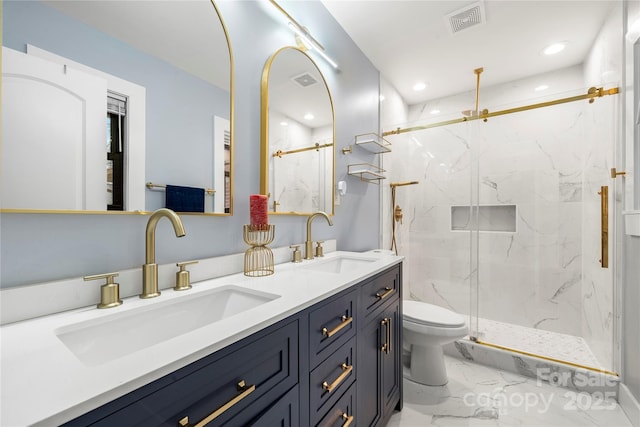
269, 0, 339, 69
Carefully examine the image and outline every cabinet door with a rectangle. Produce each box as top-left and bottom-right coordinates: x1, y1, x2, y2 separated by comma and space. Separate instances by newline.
356, 316, 383, 427
381, 301, 401, 419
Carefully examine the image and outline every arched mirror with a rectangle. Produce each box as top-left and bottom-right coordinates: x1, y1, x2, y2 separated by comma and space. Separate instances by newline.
1, 0, 233, 215
260, 47, 335, 215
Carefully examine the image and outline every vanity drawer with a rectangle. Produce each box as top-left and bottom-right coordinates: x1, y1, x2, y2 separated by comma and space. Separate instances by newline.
315, 383, 356, 427
360, 266, 400, 319
309, 289, 357, 368
83, 320, 298, 427
309, 337, 356, 425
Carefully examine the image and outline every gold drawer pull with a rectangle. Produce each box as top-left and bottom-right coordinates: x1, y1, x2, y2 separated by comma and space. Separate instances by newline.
342, 413, 354, 427
322, 363, 353, 393
322, 315, 353, 338
178, 380, 256, 427
375, 287, 394, 300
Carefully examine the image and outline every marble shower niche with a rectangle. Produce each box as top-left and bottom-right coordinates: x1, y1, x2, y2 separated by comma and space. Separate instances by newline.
451, 205, 517, 232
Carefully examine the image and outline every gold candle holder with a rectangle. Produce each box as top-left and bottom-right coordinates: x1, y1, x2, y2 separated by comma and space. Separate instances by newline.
243, 224, 275, 277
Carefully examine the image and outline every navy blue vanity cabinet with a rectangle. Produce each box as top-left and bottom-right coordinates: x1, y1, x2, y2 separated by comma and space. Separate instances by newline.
315, 382, 355, 427
61, 262, 403, 427
357, 265, 402, 427
62, 319, 299, 427
307, 289, 357, 425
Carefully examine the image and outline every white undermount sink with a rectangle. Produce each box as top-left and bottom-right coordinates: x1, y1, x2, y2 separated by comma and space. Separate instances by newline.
55, 285, 280, 366
303, 255, 377, 274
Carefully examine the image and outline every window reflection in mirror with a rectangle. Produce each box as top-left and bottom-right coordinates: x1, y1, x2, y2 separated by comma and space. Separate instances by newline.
1, 0, 233, 215
260, 47, 335, 215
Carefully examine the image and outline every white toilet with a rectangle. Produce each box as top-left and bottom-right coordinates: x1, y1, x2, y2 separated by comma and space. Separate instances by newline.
403, 300, 468, 386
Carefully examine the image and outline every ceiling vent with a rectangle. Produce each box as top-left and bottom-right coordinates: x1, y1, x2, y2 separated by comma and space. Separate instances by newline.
291, 72, 318, 88
445, 1, 486, 35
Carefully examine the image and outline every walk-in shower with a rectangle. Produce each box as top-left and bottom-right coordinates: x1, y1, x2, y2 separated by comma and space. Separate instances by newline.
384, 67, 622, 377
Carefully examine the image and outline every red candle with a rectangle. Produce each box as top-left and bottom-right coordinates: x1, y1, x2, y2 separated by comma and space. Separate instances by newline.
249, 194, 269, 230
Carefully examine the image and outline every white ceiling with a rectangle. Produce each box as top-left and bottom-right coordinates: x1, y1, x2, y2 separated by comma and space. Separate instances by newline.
321, 0, 616, 105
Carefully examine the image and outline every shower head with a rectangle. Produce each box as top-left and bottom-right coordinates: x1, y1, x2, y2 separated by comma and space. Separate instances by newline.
390, 181, 419, 187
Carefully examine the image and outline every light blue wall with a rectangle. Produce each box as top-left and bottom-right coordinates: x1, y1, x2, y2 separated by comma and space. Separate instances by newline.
0, 0, 381, 288
2, 0, 230, 212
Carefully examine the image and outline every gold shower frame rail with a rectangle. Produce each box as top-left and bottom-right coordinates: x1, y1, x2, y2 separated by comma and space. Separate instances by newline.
272, 142, 333, 158
472, 339, 619, 376
382, 86, 619, 136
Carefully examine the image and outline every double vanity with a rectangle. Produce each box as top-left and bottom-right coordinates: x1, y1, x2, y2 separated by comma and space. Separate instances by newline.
1, 249, 403, 426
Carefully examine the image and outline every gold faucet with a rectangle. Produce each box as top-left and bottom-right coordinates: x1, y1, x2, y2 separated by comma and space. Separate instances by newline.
141, 208, 186, 298
305, 211, 333, 260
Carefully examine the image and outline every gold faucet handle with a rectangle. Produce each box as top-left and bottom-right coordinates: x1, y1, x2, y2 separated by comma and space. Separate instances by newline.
84, 272, 122, 309
289, 245, 302, 263
175, 260, 198, 291
315, 241, 325, 258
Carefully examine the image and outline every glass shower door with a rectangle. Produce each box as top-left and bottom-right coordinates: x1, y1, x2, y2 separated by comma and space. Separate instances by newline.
469, 88, 619, 374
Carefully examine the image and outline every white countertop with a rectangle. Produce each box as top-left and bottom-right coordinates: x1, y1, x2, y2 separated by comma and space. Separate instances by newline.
0, 250, 402, 426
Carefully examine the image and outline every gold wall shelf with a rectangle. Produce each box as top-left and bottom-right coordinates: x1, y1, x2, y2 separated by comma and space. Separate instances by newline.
355, 133, 391, 154
347, 163, 386, 184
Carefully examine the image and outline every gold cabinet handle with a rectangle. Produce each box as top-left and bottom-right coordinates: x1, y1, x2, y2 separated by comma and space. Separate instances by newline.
342, 413, 354, 427
375, 287, 394, 300
380, 318, 391, 353
322, 315, 353, 338
178, 380, 256, 427
322, 363, 353, 393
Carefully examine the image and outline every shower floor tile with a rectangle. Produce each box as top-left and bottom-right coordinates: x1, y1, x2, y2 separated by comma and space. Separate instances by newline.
388, 356, 631, 427
473, 318, 605, 369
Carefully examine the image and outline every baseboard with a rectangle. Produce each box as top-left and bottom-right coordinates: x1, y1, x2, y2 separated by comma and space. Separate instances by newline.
620, 384, 640, 427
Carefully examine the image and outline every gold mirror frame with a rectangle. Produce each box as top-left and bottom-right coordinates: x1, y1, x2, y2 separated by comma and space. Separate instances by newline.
260, 46, 335, 216
0, 0, 234, 216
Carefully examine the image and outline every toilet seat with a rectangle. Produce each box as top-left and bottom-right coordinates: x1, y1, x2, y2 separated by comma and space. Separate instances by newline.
404, 301, 466, 328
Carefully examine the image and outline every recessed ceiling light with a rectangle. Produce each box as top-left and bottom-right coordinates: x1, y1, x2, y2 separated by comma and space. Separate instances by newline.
413, 82, 427, 91
280, 121, 288, 126
379, 95, 386, 102
543, 42, 566, 55
535, 85, 549, 92
304, 113, 314, 120
430, 109, 441, 115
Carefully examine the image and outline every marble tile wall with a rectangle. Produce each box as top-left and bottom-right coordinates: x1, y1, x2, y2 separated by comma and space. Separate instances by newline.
384, 64, 617, 371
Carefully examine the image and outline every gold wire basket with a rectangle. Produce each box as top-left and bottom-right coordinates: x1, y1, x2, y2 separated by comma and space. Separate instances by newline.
243, 225, 275, 277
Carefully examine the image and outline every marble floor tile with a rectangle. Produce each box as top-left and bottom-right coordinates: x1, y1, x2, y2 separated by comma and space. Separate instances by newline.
474, 318, 604, 369
388, 356, 631, 427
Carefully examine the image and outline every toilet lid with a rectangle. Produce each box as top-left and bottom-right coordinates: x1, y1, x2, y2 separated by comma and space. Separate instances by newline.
404, 300, 466, 327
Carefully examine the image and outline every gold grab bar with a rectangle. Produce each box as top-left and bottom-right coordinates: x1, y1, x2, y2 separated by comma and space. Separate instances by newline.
322, 315, 353, 338
342, 413, 354, 427
178, 380, 255, 427
599, 186, 609, 268
375, 287, 394, 300
322, 363, 353, 392
146, 182, 215, 195
273, 142, 334, 158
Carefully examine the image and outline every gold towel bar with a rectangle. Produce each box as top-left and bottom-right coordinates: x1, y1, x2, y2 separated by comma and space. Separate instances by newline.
146, 182, 215, 195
